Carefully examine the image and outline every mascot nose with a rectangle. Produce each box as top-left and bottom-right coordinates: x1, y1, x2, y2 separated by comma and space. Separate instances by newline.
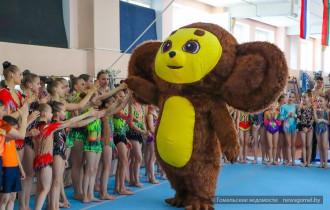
169, 51, 176, 58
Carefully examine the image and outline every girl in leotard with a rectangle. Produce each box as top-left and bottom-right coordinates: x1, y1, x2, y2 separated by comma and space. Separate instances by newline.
297, 89, 314, 167
19, 71, 46, 210
264, 102, 281, 165
33, 103, 101, 210
236, 111, 251, 163
276, 93, 288, 164
313, 95, 329, 168
280, 90, 298, 166
250, 111, 266, 164
127, 97, 148, 188
113, 90, 133, 195
145, 105, 159, 184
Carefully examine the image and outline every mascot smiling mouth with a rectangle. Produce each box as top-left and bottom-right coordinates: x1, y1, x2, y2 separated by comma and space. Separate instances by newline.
167, 65, 183, 69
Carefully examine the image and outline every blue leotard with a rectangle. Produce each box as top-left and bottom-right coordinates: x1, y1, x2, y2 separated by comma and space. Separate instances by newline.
280, 104, 298, 134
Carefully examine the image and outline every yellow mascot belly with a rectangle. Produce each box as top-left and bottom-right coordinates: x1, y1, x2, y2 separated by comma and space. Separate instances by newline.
156, 96, 195, 168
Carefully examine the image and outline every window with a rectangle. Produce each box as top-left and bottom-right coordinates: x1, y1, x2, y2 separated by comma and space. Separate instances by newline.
255, 28, 274, 43
120, 0, 150, 8
172, 3, 230, 31
233, 22, 250, 44
300, 40, 313, 71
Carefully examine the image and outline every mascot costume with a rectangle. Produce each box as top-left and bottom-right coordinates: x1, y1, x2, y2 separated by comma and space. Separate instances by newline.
125, 23, 288, 210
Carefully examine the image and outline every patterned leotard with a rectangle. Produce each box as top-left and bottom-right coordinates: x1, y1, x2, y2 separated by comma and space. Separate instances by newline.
113, 107, 129, 145
84, 118, 102, 153
265, 112, 280, 135
315, 109, 329, 135
33, 121, 62, 172
238, 112, 251, 131
280, 104, 298, 134
126, 104, 145, 143
0, 86, 24, 150
297, 105, 314, 132
66, 93, 88, 148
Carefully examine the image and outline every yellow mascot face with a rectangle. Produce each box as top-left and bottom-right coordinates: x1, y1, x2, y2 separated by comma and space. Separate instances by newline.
155, 28, 222, 84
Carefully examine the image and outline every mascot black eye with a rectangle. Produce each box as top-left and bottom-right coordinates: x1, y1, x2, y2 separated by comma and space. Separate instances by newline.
161, 40, 172, 53
183, 40, 200, 54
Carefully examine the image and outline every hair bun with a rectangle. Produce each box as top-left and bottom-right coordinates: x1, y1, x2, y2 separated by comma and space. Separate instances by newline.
22, 69, 30, 76
2, 61, 11, 69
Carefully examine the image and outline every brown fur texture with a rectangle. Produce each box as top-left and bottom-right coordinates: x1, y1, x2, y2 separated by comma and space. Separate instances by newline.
125, 22, 288, 210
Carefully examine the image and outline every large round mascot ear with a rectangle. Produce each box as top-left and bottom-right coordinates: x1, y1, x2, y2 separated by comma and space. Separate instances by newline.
126, 41, 162, 105
221, 42, 288, 112
128, 41, 162, 84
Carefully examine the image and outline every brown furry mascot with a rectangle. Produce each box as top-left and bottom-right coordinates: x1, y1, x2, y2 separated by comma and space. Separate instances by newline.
125, 22, 288, 210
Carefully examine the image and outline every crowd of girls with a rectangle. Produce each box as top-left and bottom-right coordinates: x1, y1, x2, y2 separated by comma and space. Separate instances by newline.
231, 76, 329, 169
0, 61, 162, 210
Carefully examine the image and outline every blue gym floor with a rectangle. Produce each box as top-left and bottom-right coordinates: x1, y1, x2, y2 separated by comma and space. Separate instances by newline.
17, 158, 330, 210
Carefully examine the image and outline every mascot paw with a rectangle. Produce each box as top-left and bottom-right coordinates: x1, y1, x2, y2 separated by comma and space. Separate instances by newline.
165, 197, 184, 207
223, 142, 240, 163
185, 203, 215, 210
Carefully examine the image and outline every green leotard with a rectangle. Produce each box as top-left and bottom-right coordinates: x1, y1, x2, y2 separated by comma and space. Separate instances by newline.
66, 93, 88, 148
84, 118, 102, 153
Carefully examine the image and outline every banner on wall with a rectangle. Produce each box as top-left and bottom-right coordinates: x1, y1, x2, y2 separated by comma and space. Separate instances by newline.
300, 0, 309, 39
322, 0, 330, 46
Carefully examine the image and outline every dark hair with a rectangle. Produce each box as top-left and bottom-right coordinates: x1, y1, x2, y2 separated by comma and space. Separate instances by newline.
21, 70, 39, 89
79, 74, 91, 82
38, 103, 51, 114
97, 70, 108, 79
277, 93, 285, 103
0, 100, 5, 107
2, 61, 20, 80
319, 94, 329, 101
315, 76, 323, 81
100, 96, 115, 109
49, 101, 64, 114
303, 89, 312, 98
47, 80, 62, 95
69, 74, 83, 92
3, 115, 18, 126
40, 76, 53, 84
0, 80, 6, 89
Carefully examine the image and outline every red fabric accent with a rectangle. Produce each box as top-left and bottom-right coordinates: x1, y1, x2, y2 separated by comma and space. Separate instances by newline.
44, 123, 62, 138
33, 153, 53, 170
322, 0, 329, 46
15, 139, 25, 149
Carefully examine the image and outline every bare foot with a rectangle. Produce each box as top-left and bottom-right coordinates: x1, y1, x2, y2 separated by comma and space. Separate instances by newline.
273, 161, 279, 166
292, 163, 298, 166
130, 182, 143, 188
266, 161, 271, 166
324, 164, 328, 169
59, 202, 70, 209
224, 160, 229, 163
139, 174, 144, 178
74, 193, 83, 201
148, 179, 159, 184
284, 162, 291, 166
251, 160, 257, 164
317, 164, 324, 168
262, 161, 267, 165
118, 190, 134, 195
307, 164, 311, 168
89, 197, 102, 202
99, 193, 116, 200
301, 163, 307, 167
81, 197, 90, 204
243, 161, 248, 164
94, 184, 101, 192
